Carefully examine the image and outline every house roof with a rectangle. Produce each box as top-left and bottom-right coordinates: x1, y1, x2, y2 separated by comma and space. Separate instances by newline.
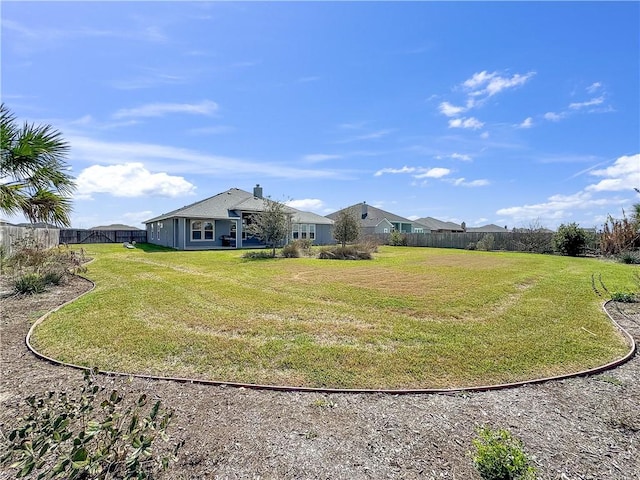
414, 217, 463, 231
90, 224, 143, 231
144, 188, 333, 225
326, 203, 414, 228
467, 224, 508, 233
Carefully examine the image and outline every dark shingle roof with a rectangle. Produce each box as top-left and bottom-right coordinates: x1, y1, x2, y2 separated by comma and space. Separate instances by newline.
326, 203, 414, 227
144, 188, 333, 225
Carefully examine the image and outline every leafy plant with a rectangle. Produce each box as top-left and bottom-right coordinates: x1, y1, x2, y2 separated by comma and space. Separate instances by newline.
332, 208, 360, 248
610, 291, 636, 303
6, 234, 87, 294
616, 251, 640, 264
0, 369, 183, 479
477, 234, 495, 251
471, 426, 537, 480
553, 222, 587, 256
13, 272, 47, 294
388, 230, 408, 246
245, 198, 291, 257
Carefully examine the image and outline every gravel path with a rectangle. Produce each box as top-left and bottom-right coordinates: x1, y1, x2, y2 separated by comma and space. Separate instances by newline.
1, 275, 639, 479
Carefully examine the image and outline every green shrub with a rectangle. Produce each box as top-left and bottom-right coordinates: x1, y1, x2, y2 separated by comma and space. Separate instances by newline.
13, 273, 47, 295
617, 251, 640, 264
611, 291, 636, 303
466, 242, 477, 251
388, 230, 408, 246
553, 223, 587, 256
0, 369, 182, 479
471, 427, 536, 480
477, 234, 495, 251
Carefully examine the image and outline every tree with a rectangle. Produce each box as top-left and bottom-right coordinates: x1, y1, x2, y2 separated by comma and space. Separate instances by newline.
245, 198, 291, 257
1, 104, 75, 227
333, 208, 360, 248
553, 222, 587, 256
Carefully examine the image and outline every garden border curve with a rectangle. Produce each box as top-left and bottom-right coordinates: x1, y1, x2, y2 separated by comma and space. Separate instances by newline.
25, 277, 637, 395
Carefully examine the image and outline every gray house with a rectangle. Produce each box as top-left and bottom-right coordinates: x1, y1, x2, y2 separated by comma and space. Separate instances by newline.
144, 185, 334, 250
326, 202, 417, 235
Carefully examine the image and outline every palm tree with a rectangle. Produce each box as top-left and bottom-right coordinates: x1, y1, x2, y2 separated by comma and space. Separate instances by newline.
1, 104, 75, 226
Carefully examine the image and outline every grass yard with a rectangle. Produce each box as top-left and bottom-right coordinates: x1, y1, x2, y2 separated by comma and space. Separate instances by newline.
31, 244, 636, 389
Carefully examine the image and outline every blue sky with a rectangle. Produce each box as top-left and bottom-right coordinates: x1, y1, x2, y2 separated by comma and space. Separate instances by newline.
2, 1, 639, 230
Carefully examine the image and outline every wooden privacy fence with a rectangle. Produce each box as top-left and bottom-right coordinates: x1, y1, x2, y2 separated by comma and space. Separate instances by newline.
0, 226, 60, 256
372, 231, 562, 252
59, 229, 147, 245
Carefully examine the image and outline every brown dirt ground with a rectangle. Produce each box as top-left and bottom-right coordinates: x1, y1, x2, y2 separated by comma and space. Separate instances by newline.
1, 275, 639, 479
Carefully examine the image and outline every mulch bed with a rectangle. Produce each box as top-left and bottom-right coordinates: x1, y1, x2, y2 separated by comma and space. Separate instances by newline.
1, 275, 639, 479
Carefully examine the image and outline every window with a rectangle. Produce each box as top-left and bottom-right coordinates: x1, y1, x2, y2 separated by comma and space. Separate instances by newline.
150, 223, 154, 240
383, 228, 389, 233
292, 224, 315, 241
191, 220, 214, 241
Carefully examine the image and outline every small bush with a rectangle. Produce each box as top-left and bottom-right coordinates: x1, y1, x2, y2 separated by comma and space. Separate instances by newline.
553, 223, 587, 256
477, 234, 495, 251
388, 230, 408, 246
241, 250, 274, 260
281, 242, 301, 258
0, 369, 183, 479
466, 242, 477, 251
611, 291, 636, 303
317, 243, 375, 260
617, 251, 640, 264
281, 239, 314, 258
13, 273, 47, 295
471, 426, 536, 480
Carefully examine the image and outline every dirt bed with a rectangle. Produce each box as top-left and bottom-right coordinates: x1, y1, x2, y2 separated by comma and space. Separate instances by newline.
1, 275, 639, 479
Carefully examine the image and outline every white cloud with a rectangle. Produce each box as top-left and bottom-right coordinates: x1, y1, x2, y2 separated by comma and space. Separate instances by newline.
450, 153, 472, 162
480, 131, 490, 139
76, 163, 196, 199
414, 167, 451, 179
286, 198, 325, 212
374, 166, 416, 176
439, 101, 466, 117
544, 112, 564, 122
587, 82, 603, 94
302, 154, 342, 163
448, 117, 484, 130
586, 154, 640, 192
569, 96, 604, 110
518, 117, 534, 128
451, 178, 490, 187
463, 70, 536, 97
113, 100, 218, 119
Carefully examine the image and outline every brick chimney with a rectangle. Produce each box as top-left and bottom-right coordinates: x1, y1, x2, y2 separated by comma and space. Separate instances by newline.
253, 184, 263, 199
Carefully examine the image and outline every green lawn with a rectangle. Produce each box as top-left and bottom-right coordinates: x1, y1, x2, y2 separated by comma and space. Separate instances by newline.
32, 244, 636, 389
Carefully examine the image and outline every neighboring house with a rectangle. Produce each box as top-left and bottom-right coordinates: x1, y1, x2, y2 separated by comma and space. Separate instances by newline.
414, 217, 464, 233
467, 224, 509, 233
326, 202, 416, 234
144, 185, 333, 250
90, 224, 143, 231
